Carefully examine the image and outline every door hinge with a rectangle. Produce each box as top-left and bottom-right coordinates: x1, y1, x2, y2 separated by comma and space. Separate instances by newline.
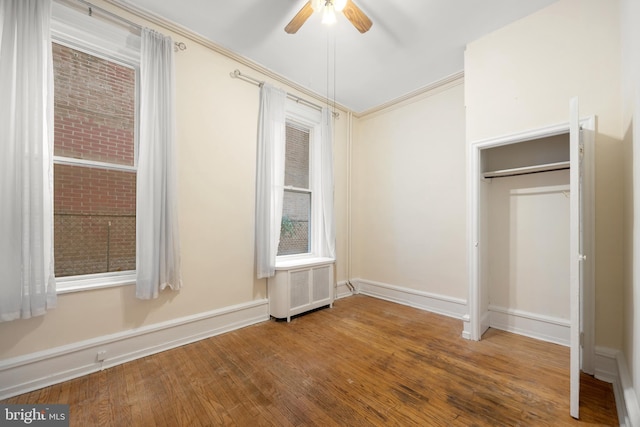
580, 332, 584, 346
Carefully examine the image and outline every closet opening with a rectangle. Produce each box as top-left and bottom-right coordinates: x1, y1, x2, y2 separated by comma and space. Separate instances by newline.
467, 110, 595, 419
479, 133, 571, 345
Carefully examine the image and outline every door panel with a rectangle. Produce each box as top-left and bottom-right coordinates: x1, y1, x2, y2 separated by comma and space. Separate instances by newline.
569, 97, 582, 419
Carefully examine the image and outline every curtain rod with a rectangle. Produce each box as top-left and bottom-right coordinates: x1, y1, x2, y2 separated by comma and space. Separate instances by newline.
56, 0, 187, 52
230, 69, 339, 119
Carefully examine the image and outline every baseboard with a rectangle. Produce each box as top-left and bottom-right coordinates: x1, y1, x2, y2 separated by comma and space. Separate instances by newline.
487, 305, 570, 347
480, 310, 491, 336
0, 299, 269, 400
335, 280, 355, 300
352, 278, 467, 320
594, 346, 620, 383
461, 314, 471, 340
461, 310, 490, 341
617, 351, 640, 427
594, 347, 640, 427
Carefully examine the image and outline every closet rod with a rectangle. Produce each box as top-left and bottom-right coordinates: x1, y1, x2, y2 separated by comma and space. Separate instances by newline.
230, 69, 339, 119
482, 161, 570, 179
55, 0, 187, 52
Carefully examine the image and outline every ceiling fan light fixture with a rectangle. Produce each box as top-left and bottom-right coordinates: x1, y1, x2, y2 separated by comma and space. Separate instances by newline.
333, 0, 347, 12
321, 4, 337, 25
285, 0, 372, 34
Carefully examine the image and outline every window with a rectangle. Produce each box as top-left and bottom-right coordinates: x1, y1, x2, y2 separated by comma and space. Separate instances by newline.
51, 3, 141, 291
277, 100, 329, 261
256, 89, 334, 276
53, 43, 137, 279
279, 123, 311, 255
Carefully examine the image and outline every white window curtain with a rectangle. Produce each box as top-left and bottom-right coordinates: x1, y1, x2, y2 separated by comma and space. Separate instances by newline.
136, 28, 182, 299
0, 0, 56, 321
255, 84, 287, 279
318, 107, 336, 259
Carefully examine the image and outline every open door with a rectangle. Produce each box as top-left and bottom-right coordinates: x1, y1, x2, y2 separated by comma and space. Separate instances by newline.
569, 97, 583, 419
468, 98, 593, 419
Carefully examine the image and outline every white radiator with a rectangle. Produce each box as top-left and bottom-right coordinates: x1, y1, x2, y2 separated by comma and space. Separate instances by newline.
268, 258, 334, 322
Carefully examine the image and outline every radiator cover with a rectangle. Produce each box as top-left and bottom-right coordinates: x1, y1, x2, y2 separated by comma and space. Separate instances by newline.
268, 259, 334, 322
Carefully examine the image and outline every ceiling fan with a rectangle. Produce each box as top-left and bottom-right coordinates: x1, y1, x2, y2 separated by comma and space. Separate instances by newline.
285, 0, 373, 34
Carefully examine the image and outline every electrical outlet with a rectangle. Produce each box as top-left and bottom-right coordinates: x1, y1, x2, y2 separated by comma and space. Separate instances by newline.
97, 350, 107, 362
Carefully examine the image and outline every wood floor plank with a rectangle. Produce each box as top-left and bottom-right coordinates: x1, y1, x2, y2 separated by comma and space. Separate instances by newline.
2, 295, 618, 426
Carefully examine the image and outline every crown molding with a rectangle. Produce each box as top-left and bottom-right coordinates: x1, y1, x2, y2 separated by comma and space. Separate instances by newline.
355, 70, 464, 119
100, 0, 463, 119
103, 0, 350, 114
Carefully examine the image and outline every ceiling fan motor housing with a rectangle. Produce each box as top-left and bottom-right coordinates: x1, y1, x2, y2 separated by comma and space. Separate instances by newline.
312, 0, 347, 12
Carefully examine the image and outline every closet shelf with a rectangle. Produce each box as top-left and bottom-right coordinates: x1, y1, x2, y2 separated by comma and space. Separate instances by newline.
483, 161, 570, 179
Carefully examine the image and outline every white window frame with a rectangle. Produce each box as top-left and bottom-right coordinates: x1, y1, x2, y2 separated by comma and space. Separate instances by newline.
51, 2, 141, 293
280, 121, 312, 257
277, 100, 323, 264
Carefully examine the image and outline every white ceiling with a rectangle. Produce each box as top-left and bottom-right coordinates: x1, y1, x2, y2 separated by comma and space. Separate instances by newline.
124, 0, 558, 114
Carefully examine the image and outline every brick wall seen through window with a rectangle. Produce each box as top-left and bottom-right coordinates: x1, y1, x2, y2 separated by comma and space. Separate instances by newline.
278, 124, 311, 256
53, 42, 137, 277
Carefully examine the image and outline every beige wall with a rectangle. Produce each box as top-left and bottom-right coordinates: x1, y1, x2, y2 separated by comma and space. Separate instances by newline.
486, 170, 570, 319
0, 1, 349, 360
621, 0, 640, 408
465, 0, 624, 349
351, 81, 468, 300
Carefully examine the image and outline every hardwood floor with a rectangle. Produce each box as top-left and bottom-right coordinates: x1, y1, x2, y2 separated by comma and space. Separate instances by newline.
3, 295, 618, 426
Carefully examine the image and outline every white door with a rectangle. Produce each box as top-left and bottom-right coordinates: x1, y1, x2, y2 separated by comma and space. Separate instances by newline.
569, 97, 583, 419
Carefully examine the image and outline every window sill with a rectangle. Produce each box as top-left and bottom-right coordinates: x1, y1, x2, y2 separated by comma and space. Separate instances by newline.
275, 257, 334, 271
56, 271, 136, 294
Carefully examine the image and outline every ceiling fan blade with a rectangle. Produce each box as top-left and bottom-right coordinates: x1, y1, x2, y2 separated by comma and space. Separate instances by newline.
285, 1, 314, 34
342, 0, 372, 33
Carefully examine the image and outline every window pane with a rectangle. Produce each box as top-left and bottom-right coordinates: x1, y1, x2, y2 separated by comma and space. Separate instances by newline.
284, 124, 309, 189
278, 190, 310, 256
54, 164, 136, 277
53, 43, 136, 166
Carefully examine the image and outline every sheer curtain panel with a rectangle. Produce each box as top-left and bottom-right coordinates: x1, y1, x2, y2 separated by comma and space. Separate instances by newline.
255, 84, 287, 279
0, 0, 56, 321
136, 28, 182, 299
319, 107, 336, 259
